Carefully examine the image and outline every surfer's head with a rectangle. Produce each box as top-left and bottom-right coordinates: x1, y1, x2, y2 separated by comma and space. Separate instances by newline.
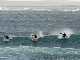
60, 33, 62, 34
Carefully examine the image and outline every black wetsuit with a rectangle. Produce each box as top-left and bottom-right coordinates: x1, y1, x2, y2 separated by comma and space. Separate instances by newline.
62, 33, 66, 37
34, 35, 37, 38
4, 35, 9, 39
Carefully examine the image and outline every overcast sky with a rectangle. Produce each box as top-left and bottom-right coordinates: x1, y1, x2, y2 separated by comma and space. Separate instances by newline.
0, 0, 80, 6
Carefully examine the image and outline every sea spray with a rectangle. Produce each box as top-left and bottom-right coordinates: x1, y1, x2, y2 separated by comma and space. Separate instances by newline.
37, 31, 44, 38
49, 28, 74, 39
30, 31, 44, 41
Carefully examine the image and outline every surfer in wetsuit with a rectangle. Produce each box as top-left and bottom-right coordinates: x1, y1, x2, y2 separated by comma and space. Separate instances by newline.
4, 35, 12, 41
60, 33, 66, 38
32, 34, 37, 41
4, 35, 9, 39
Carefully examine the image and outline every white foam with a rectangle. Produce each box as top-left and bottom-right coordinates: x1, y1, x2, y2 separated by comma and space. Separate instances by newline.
54, 47, 61, 48
32, 9, 53, 11
60, 8, 80, 12
38, 31, 44, 38
0, 7, 53, 11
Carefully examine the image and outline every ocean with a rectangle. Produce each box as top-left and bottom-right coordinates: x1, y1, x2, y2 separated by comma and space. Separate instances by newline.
0, 9, 80, 60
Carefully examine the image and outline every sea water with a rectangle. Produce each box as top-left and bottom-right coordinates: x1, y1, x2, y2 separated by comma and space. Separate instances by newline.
0, 9, 80, 60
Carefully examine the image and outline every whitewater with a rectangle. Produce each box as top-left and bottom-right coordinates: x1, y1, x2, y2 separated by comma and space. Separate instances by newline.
0, 9, 80, 60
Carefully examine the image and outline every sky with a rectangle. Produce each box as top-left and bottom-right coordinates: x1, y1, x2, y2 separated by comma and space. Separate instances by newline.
0, 0, 80, 6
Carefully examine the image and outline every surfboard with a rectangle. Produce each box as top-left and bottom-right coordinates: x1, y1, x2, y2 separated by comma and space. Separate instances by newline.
4, 38, 10, 41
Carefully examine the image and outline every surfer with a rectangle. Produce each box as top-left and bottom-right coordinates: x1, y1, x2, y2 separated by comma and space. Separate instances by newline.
60, 33, 66, 38
32, 34, 37, 41
4, 35, 12, 41
4, 35, 9, 39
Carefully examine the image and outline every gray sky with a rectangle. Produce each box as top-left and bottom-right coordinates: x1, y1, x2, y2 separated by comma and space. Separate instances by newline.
0, 0, 80, 6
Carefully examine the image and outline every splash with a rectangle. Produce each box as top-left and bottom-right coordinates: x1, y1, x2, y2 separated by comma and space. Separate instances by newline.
37, 31, 44, 38
30, 31, 44, 40
49, 28, 74, 39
